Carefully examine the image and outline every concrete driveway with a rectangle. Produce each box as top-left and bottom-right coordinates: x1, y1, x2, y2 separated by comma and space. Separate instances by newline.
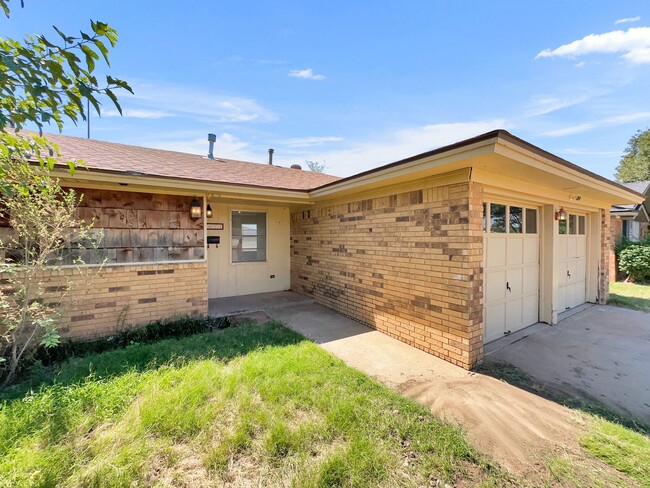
487, 304, 650, 424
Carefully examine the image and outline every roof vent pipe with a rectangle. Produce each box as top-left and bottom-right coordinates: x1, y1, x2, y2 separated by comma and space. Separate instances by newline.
207, 133, 216, 159
268, 148, 274, 165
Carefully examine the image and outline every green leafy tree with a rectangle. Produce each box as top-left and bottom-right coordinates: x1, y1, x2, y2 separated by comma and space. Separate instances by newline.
0, 1, 129, 387
614, 129, 650, 183
0, 159, 101, 388
0, 0, 132, 177
305, 160, 326, 173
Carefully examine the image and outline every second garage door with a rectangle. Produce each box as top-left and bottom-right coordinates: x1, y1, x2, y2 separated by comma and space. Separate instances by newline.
483, 202, 540, 343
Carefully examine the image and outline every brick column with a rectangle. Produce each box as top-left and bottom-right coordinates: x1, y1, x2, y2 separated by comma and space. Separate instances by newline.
467, 181, 484, 367
599, 208, 610, 303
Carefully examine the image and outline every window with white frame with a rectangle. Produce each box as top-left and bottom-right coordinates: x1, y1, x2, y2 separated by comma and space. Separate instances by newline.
483, 202, 538, 234
231, 211, 267, 262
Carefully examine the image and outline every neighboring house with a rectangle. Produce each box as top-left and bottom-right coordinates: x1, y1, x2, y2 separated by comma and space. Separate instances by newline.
609, 181, 650, 281
610, 180, 650, 242
2, 130, 642, 369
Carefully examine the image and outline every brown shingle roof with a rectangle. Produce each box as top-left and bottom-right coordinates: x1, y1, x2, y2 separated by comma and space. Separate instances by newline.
28, 131, 340, 191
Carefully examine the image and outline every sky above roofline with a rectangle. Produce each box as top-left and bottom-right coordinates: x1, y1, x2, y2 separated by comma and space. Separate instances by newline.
2, 1, 649, 179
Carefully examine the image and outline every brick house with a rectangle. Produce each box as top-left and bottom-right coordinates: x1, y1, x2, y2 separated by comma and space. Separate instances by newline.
3, 130, 643, 369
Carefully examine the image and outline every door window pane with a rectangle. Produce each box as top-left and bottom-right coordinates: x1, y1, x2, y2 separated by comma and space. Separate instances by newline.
525, 208, 537, 234
490, 204, 506, 233
232, 211, 267, 262
509, 206, 523, 233
559, 219, 567, 234
569, 214, 577, 235
578, 215, 586, 235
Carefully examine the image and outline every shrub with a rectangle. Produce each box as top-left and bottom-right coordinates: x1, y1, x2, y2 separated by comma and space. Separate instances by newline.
619, 244, 650, 282
34, 315, 230, 366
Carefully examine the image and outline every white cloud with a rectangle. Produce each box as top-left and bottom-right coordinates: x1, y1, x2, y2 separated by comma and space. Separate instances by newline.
535, 27, 650, 64
542, 111, 650, 137
574, 61, 586, 68
119, 80, 276, 123
615, 16, 640, 25
294, 120, 507, 176
289, 69, 326, 80
102, 108, 171, 119
277, 136, 343, 148
525, 95, 589, 117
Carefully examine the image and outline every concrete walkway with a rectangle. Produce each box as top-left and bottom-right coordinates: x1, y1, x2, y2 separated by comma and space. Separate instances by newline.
268, 303, 583, 477
208, 291, 313, 318
488, 304, 650, 424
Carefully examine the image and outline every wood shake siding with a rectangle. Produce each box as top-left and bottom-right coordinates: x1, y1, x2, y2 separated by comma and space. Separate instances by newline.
72, 189, 205, 264
291, 179, 484, 369
37, 262, 207, 339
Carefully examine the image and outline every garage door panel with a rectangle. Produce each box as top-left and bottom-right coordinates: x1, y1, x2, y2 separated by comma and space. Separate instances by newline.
576, 259, 586, 279
575, 284, 586, 305
486, 270, 506, 302
506, 298, 523, 331
485, 304, 505, 343
523, 266, 538, 294
486, 237, 506, 268
507, 238, 524, 267
522, 295, 539, 327
506, 268, 523, 298
523, 237, 538, 264
567, 237, 578, 258
484, 210, 539, 345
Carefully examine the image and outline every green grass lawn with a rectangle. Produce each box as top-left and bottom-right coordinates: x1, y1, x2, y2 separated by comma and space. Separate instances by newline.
609, 282, 650, 313
0, 321, 511, 487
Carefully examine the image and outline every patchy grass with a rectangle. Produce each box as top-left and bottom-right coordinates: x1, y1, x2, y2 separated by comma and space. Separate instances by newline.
581, 418, 650, 487
477, 361, 650, 486
0, 321, 512, 487
609, 282, 650, 313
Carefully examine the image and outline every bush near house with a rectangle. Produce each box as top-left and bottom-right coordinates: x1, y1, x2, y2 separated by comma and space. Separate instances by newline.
618, 243, 650, 283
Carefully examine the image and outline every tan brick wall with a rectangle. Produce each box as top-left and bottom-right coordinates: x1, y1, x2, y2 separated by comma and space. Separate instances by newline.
600, 209, 610, 303
37, 262, 208, 340
290, 180, 483, 369
609, 215, 622, 283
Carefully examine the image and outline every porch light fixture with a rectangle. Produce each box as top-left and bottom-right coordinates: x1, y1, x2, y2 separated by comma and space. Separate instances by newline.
206, 204, 213, 219
190, 198, 202, 220
554, 207, 567, 221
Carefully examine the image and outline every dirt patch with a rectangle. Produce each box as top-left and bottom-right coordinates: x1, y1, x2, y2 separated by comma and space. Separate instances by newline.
399, 374, 581, 479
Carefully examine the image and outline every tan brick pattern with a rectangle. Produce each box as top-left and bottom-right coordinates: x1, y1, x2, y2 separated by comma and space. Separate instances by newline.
37, 262, 208, 339
600, 209, 610, 303
609, 216, 622, 283
291, 181, 483, 369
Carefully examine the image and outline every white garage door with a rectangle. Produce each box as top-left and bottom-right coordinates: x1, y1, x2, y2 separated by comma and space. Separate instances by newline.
483, 202, 539, 343
557, 213, 587, 312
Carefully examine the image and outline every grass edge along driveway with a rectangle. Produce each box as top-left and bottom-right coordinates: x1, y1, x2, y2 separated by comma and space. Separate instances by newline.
0, 321, 514, 487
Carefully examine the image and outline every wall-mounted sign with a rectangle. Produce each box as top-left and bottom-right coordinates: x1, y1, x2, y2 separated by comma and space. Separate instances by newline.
207, 223, 224, 230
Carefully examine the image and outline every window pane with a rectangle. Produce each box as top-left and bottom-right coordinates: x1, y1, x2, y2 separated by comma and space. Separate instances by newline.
483, 203, 487, 232
509, 206, 523, 233
232, 211, 267, 262
578, 215, 585, 235
569, 214, 577, 235
525, 208, 537, 234
490, 204, 506, 233
559, 219, 567, 234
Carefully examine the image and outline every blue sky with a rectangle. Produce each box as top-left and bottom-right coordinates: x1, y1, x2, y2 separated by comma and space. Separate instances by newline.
3, 1, 650, 178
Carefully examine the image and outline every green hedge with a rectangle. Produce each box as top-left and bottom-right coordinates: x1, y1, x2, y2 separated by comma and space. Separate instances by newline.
34, 315, 230, 366
619, 244, 650, 282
